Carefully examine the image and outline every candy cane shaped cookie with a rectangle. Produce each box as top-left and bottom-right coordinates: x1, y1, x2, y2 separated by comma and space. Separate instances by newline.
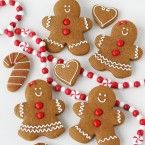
3, 52, 30, 92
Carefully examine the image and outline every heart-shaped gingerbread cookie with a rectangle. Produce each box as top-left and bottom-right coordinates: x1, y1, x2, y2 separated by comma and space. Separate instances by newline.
54, 60, 81, 86
93, 5, 118, 28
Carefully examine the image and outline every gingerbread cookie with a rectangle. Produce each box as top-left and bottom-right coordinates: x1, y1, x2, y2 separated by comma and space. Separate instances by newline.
35, 143, 47, 145
3, 52, 30, 92
89, 20, 143, 78
92, 4, 118, 28
14, 80, 65, 141
69, 86, 125, 144
54, 60, 81, 86
42, 0, 93, 56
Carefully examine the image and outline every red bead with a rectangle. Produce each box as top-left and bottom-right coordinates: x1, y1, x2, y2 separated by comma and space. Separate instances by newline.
80, 94, 87, 100
0, 1, 6, 6
112, 49, 121, 56
39, 46, 46, 52
27, 47, 33, 54
7, 31, 14, 37
47, 77, 53, 84
133, 110, 139, 117
95, 108, 103, 116
123, 82, 129, 88
42, 68, 48, 74
15, 15, 22, 21
57, 59, 64, 64
9, 0, 15, 6
80, 67, 84, 74
140, 119, 145, 125
115, 100, 120, 107
36, 38, 42, 44
40, 57, 47, 62
111, 82, 118, 89
65, 88, 72, 95
14, 40, 21, 46
10, 22, 16, 28
87, 72, 94, 79
116, 39, 125, 47
16, 6, 23, 11
97, 76, 104, 83
47, 55, 54, 62
134, 81, 141, 87
4, 29, 8, 35
35, 102, 44, 110
137, 130, 144, 136
63, 28, 70, 35
36, 112, 45, 119
55, 85, 61, 92
15, 28, 21, 35
63, 19, 70, 25
93, 119, 101, 127
29, 31, 36, 37
123, 104, 130, 111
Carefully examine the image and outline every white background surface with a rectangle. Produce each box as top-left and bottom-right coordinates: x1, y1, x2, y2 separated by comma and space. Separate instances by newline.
0, 0, 145, 145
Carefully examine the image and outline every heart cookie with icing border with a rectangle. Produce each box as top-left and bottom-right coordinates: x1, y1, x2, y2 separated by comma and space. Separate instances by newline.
92, 5, 118, 28
54, 60, 81, 86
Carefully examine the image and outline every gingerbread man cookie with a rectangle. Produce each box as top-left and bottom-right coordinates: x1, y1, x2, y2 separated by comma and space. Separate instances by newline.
89, 20, 143, 78
69, 86, 125, 145
14, 80, 65, 141
42, 0, 92, 56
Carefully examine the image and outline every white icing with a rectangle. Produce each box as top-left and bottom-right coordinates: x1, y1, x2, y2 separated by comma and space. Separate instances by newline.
7, 83, 23, 86
94, 51, 132, 71
117, 110, 121, 124
93, 5, 118, 28
78, 102, 85, 116
16, 60, 30, 64
134, 46, 139, 59
19, 103, 24, 118
83, 17, 89, 30
98, 35, 105, 47
46, 17, 51, 28
9, 76, 27, 78
54, 60, 79, 86
34, 87, 43, 97
122, 27, 129, 36
55, 99, 62, 113
64, 5, 71, 13
97, 93, 107, 103
98, 135, 118, 144
74, 126, 91, 140
45, 38, 63, 48
68, 40, 88, 49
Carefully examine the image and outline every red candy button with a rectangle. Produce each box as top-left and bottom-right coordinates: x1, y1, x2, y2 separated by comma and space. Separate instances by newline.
116, 39, 125, 47
63, 28, 70, 35
35, 102, 44, 110
112, 49, 121, 56
95, 108, 103, 116
93, 119, 101, 127
36, 112, 45, 119
63, 19, 70, 25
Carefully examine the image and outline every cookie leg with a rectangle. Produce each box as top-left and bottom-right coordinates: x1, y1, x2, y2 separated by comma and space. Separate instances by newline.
69, 125, 94, 143
89, 55, 106, 71
18, 130, 38, 141
44, 37, 65, 53
43, 126, 65, 139
68, 40, 90, 56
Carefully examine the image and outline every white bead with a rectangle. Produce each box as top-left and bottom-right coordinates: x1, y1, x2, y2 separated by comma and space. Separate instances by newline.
129, 82, 134, 87
40, 63, 47, 68
129, 107, 135, 113
0, 29, 3, 35
85, 96, 88, 102
11, 36, 17, 42
32, 35, 38, 41
140, 80, 144, 86
83, 70, 88, 77
137, 115, 144, 121
118, 83, 123, 89
41, 52, 47, 57
92, 74, 98, 80
52, 58, 58, 64
17, 11, 24, 16
43, 73, 49, 78
15, 2, 20, 7
7, 26, 13, 31
39, 41, 45, 47
52, 81, 57, 86
61, 87, 65, 92
139, 125, 145, 130
120, 102, 125, 107
32, 50, 37, 56
5, 0, 9, 4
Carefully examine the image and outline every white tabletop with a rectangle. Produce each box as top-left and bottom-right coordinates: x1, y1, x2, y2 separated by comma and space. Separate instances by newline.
0, 0, 145, 145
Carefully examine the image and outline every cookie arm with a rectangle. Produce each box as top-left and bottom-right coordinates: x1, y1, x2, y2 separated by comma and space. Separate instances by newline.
14, 102, 26, 119
129, 45, 143, 60
80, 17, 93, 32
73, 102, 87, 117
42, 16, 56, 31
55, 99, 65, 115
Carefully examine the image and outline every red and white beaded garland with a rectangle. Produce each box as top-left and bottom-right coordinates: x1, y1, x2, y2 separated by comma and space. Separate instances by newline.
0, 0, 24, 36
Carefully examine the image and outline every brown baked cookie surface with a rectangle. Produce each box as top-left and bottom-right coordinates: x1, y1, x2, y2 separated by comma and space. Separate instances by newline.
89, 20, 143, 78
69, 86, 125, 144
42, 0, 93, 56
14, 80, 65, 141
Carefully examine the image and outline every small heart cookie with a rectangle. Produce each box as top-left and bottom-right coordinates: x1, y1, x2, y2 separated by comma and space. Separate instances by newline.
54, 60, 81, 86
92, 4, 118, 28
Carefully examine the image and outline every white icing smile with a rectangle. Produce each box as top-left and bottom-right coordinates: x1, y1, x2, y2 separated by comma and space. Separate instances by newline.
97, 93, 107, 103
64, 5, 71, 13
34, 87, 43, 97
122, 27, 129, 36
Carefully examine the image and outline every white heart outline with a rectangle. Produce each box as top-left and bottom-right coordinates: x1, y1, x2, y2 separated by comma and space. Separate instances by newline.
93, 4, 118, 28
54, 60, 80, 86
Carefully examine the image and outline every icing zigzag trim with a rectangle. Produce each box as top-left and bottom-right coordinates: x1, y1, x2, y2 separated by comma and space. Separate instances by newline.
68, 41, 88, 49
134, 46, 139, 59
75, 126, 91, 139
46, 17, 52, 28
78, 102, 85, 116
55, 99, 62, 113
117, 110, 121, 124
84, 17, 89, 30
45, 38, 63, 48
98, 135, 118, 144
19, 103, 24, 118
98, 35, 105, 47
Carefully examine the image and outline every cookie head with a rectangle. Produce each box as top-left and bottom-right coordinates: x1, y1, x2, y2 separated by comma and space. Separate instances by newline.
54, 0, 80, 16
111, 20, 137, 44
25, 80, 52, 101
88, 86, 116, 108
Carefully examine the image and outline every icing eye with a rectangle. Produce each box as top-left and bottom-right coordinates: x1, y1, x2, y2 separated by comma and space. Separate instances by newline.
99, 93, 102, 96
64, 5, 67, 8
68, 5, 71, 7
104, 94, 107, 97
39, 87, 42, 90
35, 88, 37, 91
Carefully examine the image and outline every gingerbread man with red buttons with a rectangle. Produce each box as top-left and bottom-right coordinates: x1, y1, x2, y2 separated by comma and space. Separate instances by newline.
42, 0, 92, 56
89, 20, 143, 78
14, 80, 65, 141
69, 86, 125, 145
